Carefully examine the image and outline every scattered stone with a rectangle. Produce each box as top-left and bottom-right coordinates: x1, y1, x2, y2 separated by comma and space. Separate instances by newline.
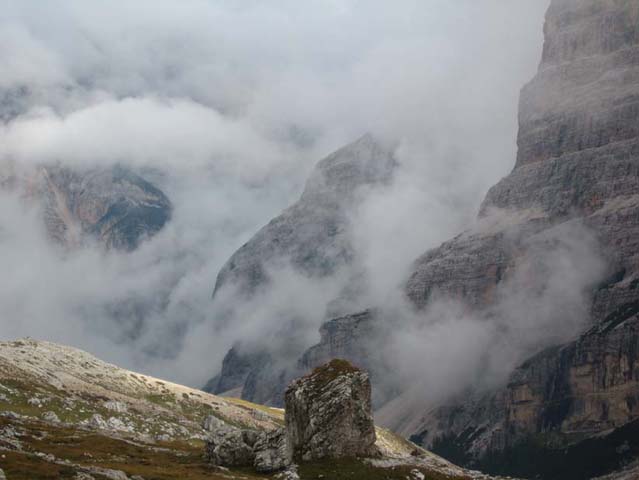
285, 359, 378, 461
85, 413, 108, 430
411, 469, 426, 480
74, 473, 95, 480
0, 468, 6, 480
103, 401, 128, 413
42, 411, 60, 423
106, 417, 133, 432
84, 467, 129, 480
252, 409, 270, 422
202, 414, 227, 432
274, 465, 300, 480
27, 397, 43, 407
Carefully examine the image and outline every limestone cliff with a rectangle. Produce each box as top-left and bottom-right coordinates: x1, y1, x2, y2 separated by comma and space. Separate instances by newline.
395, 0, 639, 477
207, 135, 396, 400
6, 163, 171, 251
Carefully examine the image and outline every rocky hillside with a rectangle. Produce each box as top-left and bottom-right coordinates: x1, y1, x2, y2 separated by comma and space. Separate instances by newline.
0, 340, 503, 480
206, 134, 396, 402
2, 163, 171, 251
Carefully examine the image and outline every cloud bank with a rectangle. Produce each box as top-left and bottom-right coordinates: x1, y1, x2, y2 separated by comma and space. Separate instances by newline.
0, 0, 551, 388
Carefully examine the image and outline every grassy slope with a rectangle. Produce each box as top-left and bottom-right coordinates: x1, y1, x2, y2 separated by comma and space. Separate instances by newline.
0, 340, 486, 479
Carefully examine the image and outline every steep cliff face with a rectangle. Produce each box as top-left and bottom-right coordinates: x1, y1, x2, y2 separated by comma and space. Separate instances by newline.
7, 163, 171, 251
207, 135, 396, 401
212, 134, 395, 299
398, 0, 639, 476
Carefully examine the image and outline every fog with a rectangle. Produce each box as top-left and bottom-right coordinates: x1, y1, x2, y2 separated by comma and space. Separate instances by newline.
0, 0, 552, 392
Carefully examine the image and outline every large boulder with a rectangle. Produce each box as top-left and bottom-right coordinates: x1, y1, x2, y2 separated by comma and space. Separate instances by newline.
284, 359, 378, 461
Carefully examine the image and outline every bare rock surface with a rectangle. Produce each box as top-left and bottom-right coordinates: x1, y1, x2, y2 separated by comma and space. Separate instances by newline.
2, 163, 171, 251
284, 359, 378, 461
207, 134, 396, 402
385, 0, 639, 477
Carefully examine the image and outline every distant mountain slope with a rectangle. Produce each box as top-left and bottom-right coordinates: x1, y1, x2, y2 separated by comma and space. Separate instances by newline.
3, 163, 171, 251
212, 133, 395, 299
206, 134, 396, 402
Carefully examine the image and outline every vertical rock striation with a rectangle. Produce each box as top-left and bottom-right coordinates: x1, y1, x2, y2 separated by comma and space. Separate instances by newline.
396, 0, 639, 476
206, 135, 396, 402
284, 359, 378, 461
5, 163, 171, 251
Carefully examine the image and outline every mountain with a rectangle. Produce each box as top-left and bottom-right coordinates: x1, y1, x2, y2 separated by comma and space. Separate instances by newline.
204, 0, 639, 478
0, 339, 502, 480
206, 134, 396, 402
3, 163, 171, 251
212, 133, 395, 299
402, 0, 639, 470
310, 0, 639, 478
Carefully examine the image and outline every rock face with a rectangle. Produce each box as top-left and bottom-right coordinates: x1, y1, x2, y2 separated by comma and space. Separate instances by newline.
37, 164, 171, 251
299, 311, 375, 374
395, 0, 639, 476
212, 133, 395, 299
207, 135, 396, 401
284, 359, 378, 461
4, 163, 171, 251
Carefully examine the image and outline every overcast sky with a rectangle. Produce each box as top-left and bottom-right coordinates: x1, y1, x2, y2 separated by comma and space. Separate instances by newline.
0, 0, 551, 387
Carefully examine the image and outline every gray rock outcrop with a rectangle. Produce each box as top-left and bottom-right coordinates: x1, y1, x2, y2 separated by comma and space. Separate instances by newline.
206, 135, 396, 401
284, 359, 378, 461
391, 0, 639, 476
205, 359, 379, 472
3, 163, 171, 251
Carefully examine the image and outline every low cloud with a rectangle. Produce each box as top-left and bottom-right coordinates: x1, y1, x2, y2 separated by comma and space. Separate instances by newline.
0, 0, 551, 393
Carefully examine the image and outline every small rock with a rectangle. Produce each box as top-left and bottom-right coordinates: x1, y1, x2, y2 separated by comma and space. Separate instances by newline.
84, 467, 128, 480
27, 397, 43, 407
0, 468, 6, 480
103, 401, 128, 413
107, 417, 133, 432
411, 469, 426, 480
42, 411, 60, 423
82, 413, 109, 430
74, 473, 95, 480
252, 409, 270, 422
202, 414, 227, 432
274, 465, 300, 480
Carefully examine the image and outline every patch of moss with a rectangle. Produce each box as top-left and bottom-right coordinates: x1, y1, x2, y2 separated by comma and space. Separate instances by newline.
306, 359, 360, 387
